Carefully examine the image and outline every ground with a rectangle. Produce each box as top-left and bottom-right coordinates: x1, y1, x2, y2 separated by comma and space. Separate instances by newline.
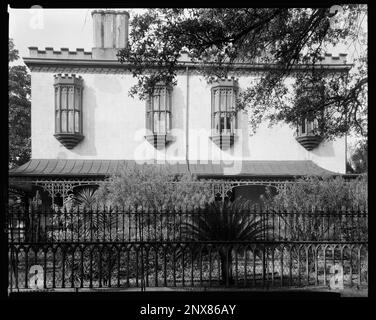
10, 286, 368, 298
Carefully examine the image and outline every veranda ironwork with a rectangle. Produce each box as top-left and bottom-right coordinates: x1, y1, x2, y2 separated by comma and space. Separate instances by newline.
7, 206, 368, 291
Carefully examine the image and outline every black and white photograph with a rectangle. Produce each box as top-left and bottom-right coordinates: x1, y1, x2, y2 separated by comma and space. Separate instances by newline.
5, 4, 369, 307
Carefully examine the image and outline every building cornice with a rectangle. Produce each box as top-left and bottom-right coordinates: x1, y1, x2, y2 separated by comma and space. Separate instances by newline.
24, 57, 352, 74
24, 47, 352, 73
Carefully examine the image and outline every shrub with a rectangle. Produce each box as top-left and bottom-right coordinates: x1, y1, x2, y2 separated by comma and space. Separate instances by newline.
95, 164, 215, 210
263, 174, 368, 246
265, 174, 367, 211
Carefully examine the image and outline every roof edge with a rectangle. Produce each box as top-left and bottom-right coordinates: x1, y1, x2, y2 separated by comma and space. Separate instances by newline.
9, 159, 341, 178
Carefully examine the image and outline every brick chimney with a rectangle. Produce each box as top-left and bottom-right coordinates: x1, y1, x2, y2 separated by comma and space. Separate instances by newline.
91, 10, 129, 60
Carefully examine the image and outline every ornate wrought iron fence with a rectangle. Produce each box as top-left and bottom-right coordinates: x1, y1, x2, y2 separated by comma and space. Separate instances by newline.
7, 206, 368, 291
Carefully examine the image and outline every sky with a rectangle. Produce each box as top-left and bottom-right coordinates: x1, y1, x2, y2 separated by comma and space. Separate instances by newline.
9, 7, 366, 64
9, 8, 146, 63
10, 8, 92, 60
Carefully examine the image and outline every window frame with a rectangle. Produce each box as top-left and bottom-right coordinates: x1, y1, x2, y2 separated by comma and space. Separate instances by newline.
297, 117, 320, 137
211, 80, 238, 135
146, 84, 172, 135
54, 75, 83, 136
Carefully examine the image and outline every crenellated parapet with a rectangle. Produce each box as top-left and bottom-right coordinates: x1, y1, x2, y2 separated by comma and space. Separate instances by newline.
53, 73, 83, 86
178, 51, 349, 67
25, 46, 350, 72
91, 9, 130, 16
314, 53, 347, 65
208, 76, 239, 87
28, 47, 92, 60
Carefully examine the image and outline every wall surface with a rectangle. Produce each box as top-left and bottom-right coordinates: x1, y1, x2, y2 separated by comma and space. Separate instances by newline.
31, 69, 346, 173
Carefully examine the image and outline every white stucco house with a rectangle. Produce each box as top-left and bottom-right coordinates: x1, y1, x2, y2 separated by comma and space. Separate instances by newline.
9, 10, 354, 207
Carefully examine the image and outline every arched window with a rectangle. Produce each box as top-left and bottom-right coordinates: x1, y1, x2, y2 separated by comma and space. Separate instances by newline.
210, 78, 238, 150
145, 83, 174, 149
53, 74, 84, 149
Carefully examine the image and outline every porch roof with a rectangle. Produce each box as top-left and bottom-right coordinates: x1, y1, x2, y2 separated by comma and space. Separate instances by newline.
9, 159, 339, 178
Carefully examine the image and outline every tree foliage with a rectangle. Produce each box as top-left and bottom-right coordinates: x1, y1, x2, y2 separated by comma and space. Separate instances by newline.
349, 140, 367, 173
118, 7, 367, 140
9, 38, 31, 168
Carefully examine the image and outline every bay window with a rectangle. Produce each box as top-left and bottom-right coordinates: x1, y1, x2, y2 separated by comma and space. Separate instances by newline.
210, 78, 238, 150
295, 114, 323, 151
145, 83, 174, 149
298, 117, 319, 136
146, 84, 172, 134
53, 74, 84, 149
294, 82, 325, 151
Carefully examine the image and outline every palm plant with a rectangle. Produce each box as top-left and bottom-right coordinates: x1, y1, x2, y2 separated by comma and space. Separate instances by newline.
180, 198, 272, 285
74, 187, 98, 209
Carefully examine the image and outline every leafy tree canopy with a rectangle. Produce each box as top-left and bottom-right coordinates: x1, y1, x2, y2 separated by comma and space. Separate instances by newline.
9, 38, 31, 168
118, 7, 367, 140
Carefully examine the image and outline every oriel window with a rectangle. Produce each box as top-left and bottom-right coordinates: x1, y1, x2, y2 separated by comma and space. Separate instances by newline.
53, 74, 84, 149
211, 80, 238, 135
297, 117, 320, 136
146, 84, 172, 134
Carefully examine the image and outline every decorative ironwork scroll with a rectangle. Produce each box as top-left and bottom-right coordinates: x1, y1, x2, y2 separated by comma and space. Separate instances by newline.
9, 176, 295, 205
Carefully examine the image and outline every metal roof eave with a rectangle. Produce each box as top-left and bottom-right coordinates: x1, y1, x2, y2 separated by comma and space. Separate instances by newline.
9, 159, 340, 178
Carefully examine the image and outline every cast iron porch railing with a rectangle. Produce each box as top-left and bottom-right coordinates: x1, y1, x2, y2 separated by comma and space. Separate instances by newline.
7, 206, 368, 291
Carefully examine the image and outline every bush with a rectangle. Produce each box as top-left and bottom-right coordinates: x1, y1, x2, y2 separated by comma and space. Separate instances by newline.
95, 164, 215, 210
265, 174, 367, 211
263, 174, 368, 244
